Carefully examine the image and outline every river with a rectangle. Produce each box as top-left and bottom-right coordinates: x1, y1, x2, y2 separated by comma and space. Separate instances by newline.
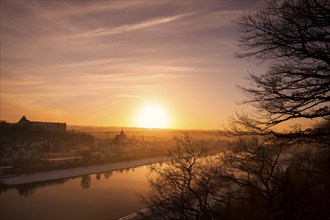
0, 165, 154, 220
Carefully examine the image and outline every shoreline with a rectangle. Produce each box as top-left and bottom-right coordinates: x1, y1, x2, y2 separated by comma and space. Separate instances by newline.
117, 208, 151, 220
1, 156, 167, 185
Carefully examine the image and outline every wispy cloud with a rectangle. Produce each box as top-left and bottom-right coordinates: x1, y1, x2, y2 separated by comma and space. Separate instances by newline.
112, 94, 144, 99
64, 13, 193, 39
16, 1, 140, 19
1, 0, 262, 127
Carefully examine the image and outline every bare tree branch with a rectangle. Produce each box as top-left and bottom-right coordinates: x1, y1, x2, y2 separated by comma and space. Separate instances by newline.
230, 0, 330, 144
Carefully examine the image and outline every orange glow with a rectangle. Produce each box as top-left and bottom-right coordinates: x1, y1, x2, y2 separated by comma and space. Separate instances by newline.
0, 1, 265, 130
135, 104, 170, 129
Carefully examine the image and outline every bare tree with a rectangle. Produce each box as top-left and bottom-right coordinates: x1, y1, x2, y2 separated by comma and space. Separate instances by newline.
142, 133, 329, 219
219, 136, 330, 220
225, 2, 330, 218
230, 0, 330, 144
221, 137, 290, 220
280, 146, 330, 219
143, 3, 330, 218
142, 133, 233, 219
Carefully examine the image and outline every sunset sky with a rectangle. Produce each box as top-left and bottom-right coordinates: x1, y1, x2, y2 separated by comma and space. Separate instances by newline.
1, 1, 265, 129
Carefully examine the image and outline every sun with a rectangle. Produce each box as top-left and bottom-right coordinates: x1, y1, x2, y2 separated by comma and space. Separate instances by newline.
136, 104, 169, 129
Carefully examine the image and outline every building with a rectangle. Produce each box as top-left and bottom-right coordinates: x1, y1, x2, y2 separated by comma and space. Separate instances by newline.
17, 116, 67, 133
112, 129, 129, 144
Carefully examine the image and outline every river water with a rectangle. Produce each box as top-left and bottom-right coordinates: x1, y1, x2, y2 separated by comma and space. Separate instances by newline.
0, 165, 152, 220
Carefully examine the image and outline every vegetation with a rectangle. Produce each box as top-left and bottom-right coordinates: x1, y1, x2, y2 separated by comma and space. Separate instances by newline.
143, 133, 330, 220
143, 133, 227, 219
143, 0, 330, 219
229, 0, 329, 144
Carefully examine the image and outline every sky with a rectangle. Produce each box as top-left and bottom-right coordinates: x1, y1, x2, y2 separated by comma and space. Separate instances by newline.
1, 0, 265, 129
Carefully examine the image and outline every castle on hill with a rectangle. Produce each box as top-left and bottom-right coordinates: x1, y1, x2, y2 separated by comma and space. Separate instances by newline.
17, 116, 67, 133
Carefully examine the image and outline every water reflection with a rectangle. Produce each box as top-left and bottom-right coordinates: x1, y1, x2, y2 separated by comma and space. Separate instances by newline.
103, 170, 112, 179
0, 178, 71, 196
1, 165, 154, 220
80, 175, 91, 189
1, 161, 171, 200
0, 167, 147, 196
17, 185, 36, 197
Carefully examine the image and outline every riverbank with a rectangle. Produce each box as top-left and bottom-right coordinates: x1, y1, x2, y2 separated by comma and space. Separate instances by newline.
117, 208, 151, 220
1, 156, 167, 185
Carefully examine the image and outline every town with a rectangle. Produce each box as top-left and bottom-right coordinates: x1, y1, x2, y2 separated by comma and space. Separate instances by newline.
0, 116, 227, 177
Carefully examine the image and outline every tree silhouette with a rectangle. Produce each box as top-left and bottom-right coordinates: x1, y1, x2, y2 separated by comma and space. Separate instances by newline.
221, 137, 291, 219
230, 0, 330, 144
142, 133, 233, 219
143, 133, 330, 219
143, 1, 330, 219
225, 1, 330, 218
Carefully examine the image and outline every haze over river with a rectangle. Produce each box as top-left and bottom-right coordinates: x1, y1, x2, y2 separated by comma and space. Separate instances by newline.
0, 165, 153, 220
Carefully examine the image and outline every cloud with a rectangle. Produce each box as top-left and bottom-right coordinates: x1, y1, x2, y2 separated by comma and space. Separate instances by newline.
6, 1, 140, 19
63, 13, 193, 39
112, 94, 144, 99
0, 1, 262, 127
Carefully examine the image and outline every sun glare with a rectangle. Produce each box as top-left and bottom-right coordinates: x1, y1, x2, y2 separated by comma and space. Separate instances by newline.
136, 104, 169, 129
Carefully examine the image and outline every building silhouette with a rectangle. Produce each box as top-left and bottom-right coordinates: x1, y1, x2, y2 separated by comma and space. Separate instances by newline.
17, 116, 66, 133
112, 129, 128, 144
